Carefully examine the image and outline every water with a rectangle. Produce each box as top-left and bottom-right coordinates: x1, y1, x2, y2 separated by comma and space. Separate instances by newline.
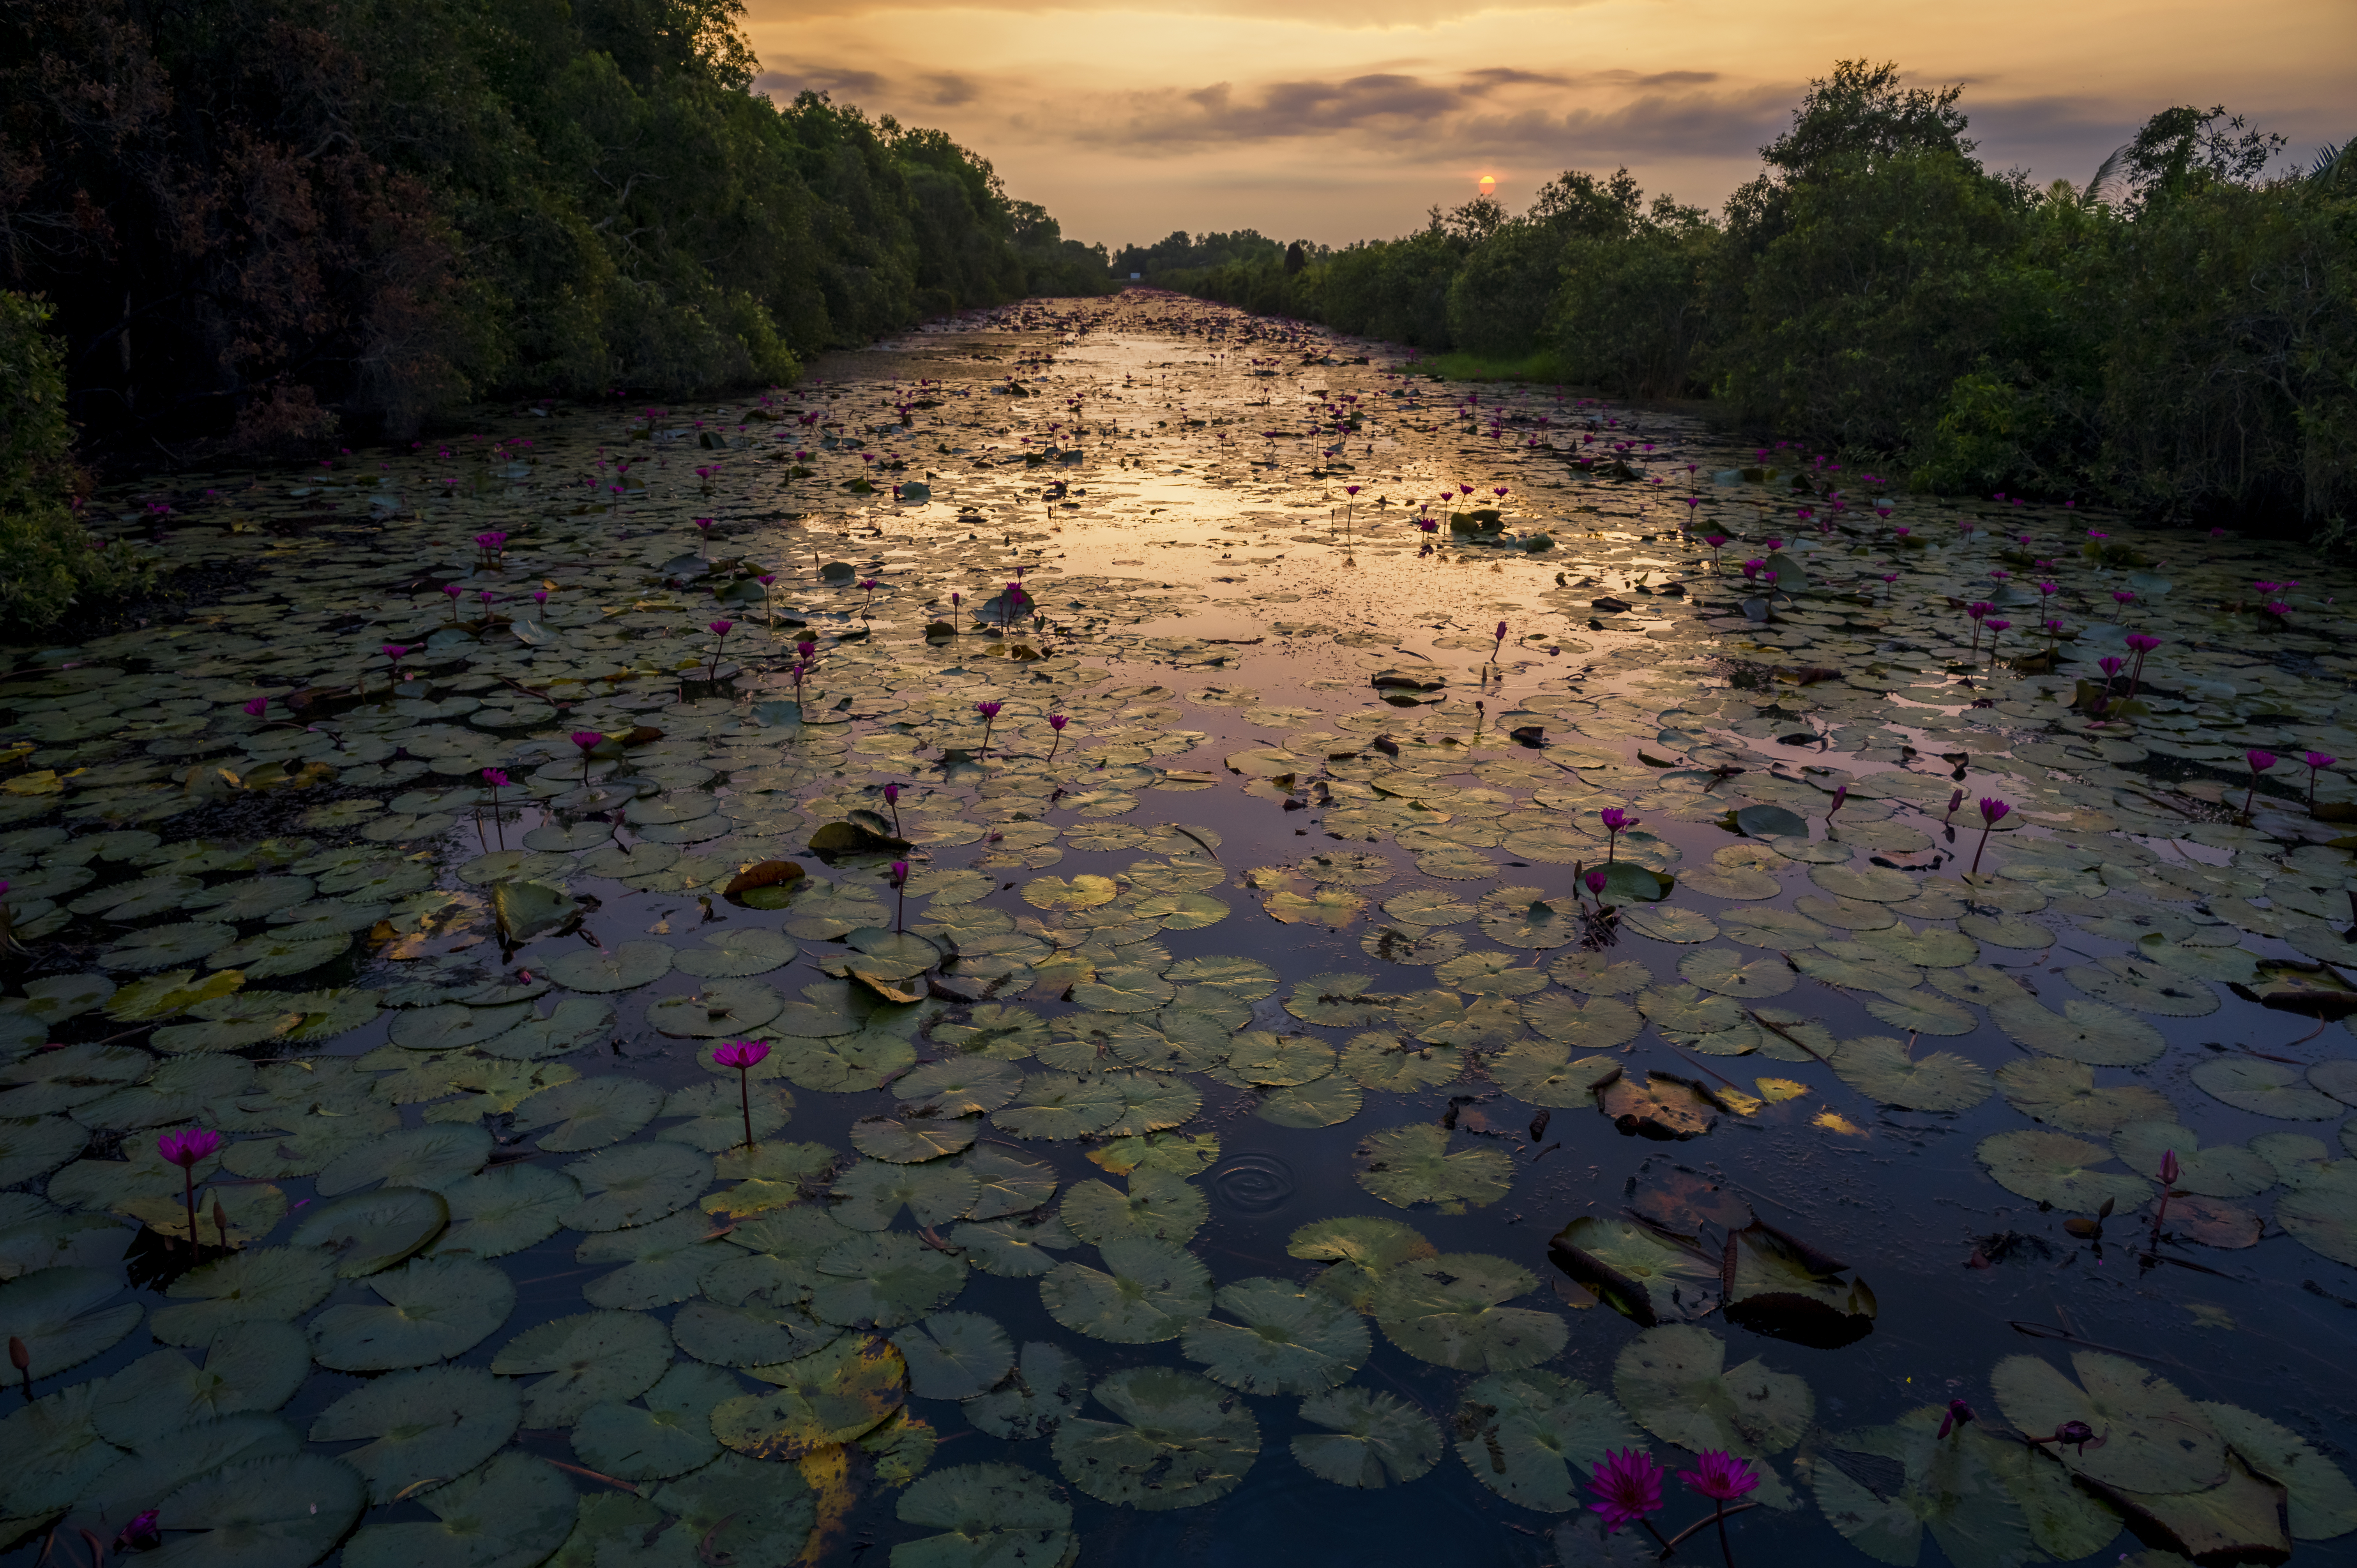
2, 289, 2355, 1568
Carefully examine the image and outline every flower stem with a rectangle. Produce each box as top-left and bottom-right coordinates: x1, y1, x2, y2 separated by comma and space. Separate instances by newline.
737, 1066, 754, 1151
1714, 1501, 1734, 1568
1970, 823, 1993, 876
182, 1166, 199, 1260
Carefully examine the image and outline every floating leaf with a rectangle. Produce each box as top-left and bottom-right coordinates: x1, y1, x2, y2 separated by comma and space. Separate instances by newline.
573, 1360, 736, 1480
892, 1462, 1074, 1565
1452, 1369, 1638, 1511
307, 1254, 515, 1371
1832, 1035, 1991, 1112
1353, 1123, 1512, 1213
286, 1187, 449, 1277
893, 1310, 1016, 1400
711, 1334, 906, 1460
1614, 1324, 1812, 1470
2192, 1057, 2347, 1120
1039, 1236, 1211, 1343
491, 1308, 673, 1426
1181, 1277, 1369, 1394
1292, 1386, 1443, 1488
341, 1449, 577, 1568
1371, 1253, 1567, 1372
1052, 1365, 1259, 1510
965, 1340, 1089, 1441
0, 1267, 141, 1379
307, 1364, 519, 1503
1548, 1216, 1718, 1326
1989, 1350, 2224, 1494
1976, 1130, 2152, 1212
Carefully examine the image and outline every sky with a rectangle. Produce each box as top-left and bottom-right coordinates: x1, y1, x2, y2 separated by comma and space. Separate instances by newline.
740, 0, 2355, 253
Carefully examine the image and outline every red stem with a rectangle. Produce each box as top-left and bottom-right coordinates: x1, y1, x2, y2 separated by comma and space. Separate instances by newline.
1970, 823, 1993, 875
737, 1067, 753, 1150
182, 1166, 198, 1260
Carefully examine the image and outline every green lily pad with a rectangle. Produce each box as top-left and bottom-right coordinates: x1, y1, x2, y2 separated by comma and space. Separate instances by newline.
1976, 1129, 2152, 1211
1807, 1407, 2044, 1568
674, 926, 800, 978
1488, 1042, 1622, 1108
1991, 998, 2168, 1067
1679, 947, 1797, 999
2191, 1057, 2347, 1119
91, 1328, 308, 1449
952, 1217, 1081, 1278
1052, 1365, 1259, 1510
1614, 1324, 1812, 1487
1039, 1236, 1212, 1343
647, 1451, 820, 1568
544, 939, 674, 993
996, 1073, 1123, 1139
1062, 1170, 1207, 1246
492, 1308, 673, 1426
514, 1074, 666, 1150
1996, 1058, 2174, 1132
2198, 1400, 2357, 1540
711, 1334, 907, 1460
308, 1363, 519, 1503
810, 1231, 966, 1327
1371, 1253, 1567, 1372
431, 1164, 581, 1259
1453, 1369, 1639, 1511
1548, 1216, 1719, 1326
892, 1460, 1074, 1564
1990, 1350, 2224, 1494
1292, 1386, 1444, 1489
142, 1451, 365, 1568
1354, 1123, 1513, 1213
315, 1124, 491, 1196
647, 978, 787, 1038
1832, 1035, 1992, 1112
964, 1340, 1089, 1441
307, 1253, 514, 1371
561, 1140, 712, 1231
1181, 1277, 1369, 1394
892, 1310, 1016, 1400
897, 1057, 1024, 1116
831, 1158, 979, 1230
2067, 957, 2218, 1016
150, 1246, 337, 1346
1340, 1032, 1462, 1092
0, 1267, 142, 1379
573, 1360, 737, 1480
341, 1449, 578, 1568
287, 1186, 449, 1277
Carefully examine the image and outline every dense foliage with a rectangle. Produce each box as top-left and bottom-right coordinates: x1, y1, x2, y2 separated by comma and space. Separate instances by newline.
0, 0, 1110, 454
1152, 63, 2356, 529
0, 293, 152, 629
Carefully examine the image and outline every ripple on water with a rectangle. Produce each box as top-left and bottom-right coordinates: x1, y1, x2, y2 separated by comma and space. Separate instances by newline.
1207, 1151, 1296, 1215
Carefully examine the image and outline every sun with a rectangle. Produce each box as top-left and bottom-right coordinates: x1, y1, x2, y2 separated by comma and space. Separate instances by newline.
1478, 174, 1496, 197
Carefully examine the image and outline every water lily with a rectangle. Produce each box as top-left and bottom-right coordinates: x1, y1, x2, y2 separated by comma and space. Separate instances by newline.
2303, 752, 2338, 810
859, 577, 881, 615
713, 1040, 769, 1149
975, 700, 1004, 759
1970, 797, 2009, 876
570, 729, 604, 782
2122, 632, 2160, 700
112, 1509, 160, 1553
707, 619, 733, 677
1983, 617, 2010, 662
1046, 713, 1069, 764
1587, 1449, 1668, 1544
1825, 783, 1847, 829
1679, 1450, 1760, 1567
2244, 749, 2277, 817
158, 1127, 222, 1259
442, 582, 464, 620
882, 781, 902, 836
1936, 1399, 1976, 1438
1599, 807, 1636, 861
242, 696, 267, 719
1492, 621, 1507, 663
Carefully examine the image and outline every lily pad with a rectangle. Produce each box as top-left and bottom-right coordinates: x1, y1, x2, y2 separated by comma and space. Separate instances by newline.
1052, 1365, 1259, 1510
1370, 1253, 1567, 1372
1614, 1324, 1812, 1489
1976, 1130, 2152, 1212
1452, 1369, 1638, 1511
711, 1334, 907, 1460
287, 1186, 449, 1277
491, 1308, 673, 1426
560, 1140, 713, 1231
1990, 1350, 2224, 1494
893, 1310, 1017, 1400
309, 1363, 519, 1504
544, 939, 674, 993
1832, 1035, 1992, 1112
307, 1254, 515, 1370
1354, 1123, 1512, 1213
572, 1360, 737, 1480
964, 1339, 1090, 1441
2192, 1057, 2347, 1120
0, 1267, 141, 1379
892, 1461, 1074, 1565
1292, 1386, 1443, 1489
1039, 1236, 1212, 1343
341, 1448, 578, 1568
1181, 1277, 1369, 1394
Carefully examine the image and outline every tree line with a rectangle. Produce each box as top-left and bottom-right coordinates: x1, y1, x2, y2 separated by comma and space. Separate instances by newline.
0, 0, 1113, 459
1146, 63, 2355, 532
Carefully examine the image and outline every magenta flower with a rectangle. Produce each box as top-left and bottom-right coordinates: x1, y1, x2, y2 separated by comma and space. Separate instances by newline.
975, 700, 1004, 759
571, 730, 604, 781
1740, 559, 1762, 581
2302, 752, 2338, 810
714, 1040, 770, 1150
381, 643, 409, 661
482, 768, 509, 789
1970, 797, 2009, 876
1680, 1451, 1760, 1502
159, 1128, 221, 1260
2242, 749, 2277, 817
1599, 807, 1636, 861
1045, 713, 1069, 764
1585, 869, 1608, 897
1827, 783, 1847, 823
1936, 1399, 1976, 1438
1587, 1449, 1666, 1538
112, 1510, 161, 1554
242, 696, 267, 718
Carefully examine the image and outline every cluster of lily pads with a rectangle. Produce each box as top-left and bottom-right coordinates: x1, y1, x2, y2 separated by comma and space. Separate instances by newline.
0, 291, 2354, 1567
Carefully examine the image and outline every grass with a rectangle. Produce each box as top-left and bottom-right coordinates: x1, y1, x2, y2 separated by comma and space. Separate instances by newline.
1406, 349, 1577, 385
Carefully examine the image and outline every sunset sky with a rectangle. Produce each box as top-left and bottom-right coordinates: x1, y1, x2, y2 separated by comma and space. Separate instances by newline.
740, 0, 2353, 253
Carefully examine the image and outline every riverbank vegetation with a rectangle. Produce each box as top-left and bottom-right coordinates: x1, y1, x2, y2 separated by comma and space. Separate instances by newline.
1150, 63, 2356, 530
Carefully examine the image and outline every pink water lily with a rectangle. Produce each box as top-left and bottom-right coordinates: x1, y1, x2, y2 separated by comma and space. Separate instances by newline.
975, 701, 1004, 759
2303, 752, 2338, 810
714, 1041, 770, 1149
570, 730, 604, 782
2244, 749, 2277, 817
159, 1128, 222, 1259
1679, 1450, 1760, 1567
1587, 1449, 1667, 1542
1970, 797, 2009, 876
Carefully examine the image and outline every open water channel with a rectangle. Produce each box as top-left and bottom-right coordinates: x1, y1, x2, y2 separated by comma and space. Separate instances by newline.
3, 290, 2357, 1568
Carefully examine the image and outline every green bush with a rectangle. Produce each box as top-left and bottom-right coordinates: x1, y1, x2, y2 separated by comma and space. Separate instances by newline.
0, 293, 154, 631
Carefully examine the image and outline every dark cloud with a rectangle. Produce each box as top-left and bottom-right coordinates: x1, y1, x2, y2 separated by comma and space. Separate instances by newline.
922, 73, 980, 106
752, 65, 889, 102
1074, 69, 1784, 160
